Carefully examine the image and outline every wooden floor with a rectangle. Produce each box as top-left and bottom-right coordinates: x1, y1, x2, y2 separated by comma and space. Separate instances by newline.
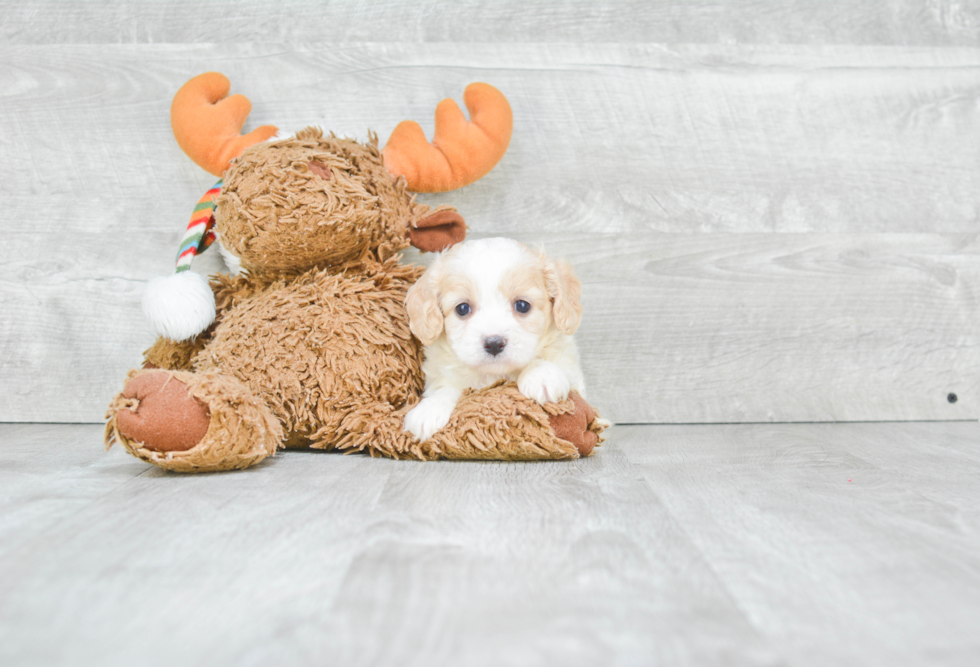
2, 421, 978, 666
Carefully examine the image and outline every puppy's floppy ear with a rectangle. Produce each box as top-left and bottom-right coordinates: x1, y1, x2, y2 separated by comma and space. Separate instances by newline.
543, 255, 583, 335
405, 260, 445, 345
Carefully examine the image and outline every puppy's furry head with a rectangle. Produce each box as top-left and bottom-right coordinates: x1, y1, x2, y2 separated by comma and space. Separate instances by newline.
405, 238, 582, 375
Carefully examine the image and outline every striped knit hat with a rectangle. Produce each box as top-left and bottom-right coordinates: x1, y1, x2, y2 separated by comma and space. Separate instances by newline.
141, 181, 223, 341
176, 180, 222, 272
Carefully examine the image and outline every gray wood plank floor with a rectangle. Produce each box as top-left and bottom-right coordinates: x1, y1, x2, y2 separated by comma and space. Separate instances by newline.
2, 421, 978, 666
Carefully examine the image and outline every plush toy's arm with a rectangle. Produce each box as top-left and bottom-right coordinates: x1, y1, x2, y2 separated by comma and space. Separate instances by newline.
209, 271, 266, 314
141, 272, 263, 370
142, 334, 209, 371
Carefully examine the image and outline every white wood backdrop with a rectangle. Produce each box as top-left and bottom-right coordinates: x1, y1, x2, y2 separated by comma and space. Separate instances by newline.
0, 1, 978, 424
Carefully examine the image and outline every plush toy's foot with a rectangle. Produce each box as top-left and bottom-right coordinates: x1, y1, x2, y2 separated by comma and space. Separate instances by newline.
549, 392, 602, 457
333, 384, 606, 461
114, 371, 211, 452
106, 369, 282, 473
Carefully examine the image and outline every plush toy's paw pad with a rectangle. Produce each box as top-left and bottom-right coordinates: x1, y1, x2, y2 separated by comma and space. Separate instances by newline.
518, 362, 571, 404
549, 392, 599, 457
404, 397, 454, 442
115, 371, 211, 452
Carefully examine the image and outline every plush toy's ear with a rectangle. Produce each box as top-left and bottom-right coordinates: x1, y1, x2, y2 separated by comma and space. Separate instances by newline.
383, 82, 512, 193
405, 261, 445, 345
171, 72, 279, 176
409, 209, 466, 253
543, 256, 583, 335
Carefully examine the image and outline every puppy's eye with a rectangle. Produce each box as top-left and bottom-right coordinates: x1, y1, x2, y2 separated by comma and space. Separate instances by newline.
455, 303, 471, 317
514, 300, 531, 314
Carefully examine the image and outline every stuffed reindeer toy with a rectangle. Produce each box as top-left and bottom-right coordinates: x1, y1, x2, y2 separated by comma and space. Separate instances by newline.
105, 72, 604, 472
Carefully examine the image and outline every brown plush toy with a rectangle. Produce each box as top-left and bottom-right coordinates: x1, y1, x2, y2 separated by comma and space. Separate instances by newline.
105, 72, 604, 472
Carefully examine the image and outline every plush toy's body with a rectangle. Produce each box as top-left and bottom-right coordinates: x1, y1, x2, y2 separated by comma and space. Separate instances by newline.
105, 73, 604, 472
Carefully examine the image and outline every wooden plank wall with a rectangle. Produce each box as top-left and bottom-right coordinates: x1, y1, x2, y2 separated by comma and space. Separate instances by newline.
1, 1, 977, 424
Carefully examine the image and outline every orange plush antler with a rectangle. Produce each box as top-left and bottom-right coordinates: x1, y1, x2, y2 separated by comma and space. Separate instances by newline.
170, 72, 279, 177
383, 83, 513, 193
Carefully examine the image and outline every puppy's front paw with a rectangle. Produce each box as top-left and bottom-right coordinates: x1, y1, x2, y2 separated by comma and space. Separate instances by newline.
518, 362, 571, 404
404, 397, 455, 442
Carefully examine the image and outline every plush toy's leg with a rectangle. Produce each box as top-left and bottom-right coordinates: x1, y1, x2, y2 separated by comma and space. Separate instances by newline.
333, 384, 606, 461
105, 368, 282, 473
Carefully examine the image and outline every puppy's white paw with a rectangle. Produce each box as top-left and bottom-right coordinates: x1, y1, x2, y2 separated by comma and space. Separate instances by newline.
404, 397, 455, 442
518, 362, 571, 404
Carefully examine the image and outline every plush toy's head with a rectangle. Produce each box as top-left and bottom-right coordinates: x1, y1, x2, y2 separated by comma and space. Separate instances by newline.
216, 128, 418, 273
144, 72, 512, 340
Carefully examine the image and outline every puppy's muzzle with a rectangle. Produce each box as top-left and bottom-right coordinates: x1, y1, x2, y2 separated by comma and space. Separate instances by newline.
484, 336, 507, 357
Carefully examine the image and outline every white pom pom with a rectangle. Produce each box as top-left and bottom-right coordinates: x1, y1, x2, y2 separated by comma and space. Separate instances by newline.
142, 271, 216, 341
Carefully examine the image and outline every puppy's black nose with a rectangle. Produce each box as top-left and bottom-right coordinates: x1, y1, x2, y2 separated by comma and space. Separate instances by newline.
484, 336, 507, 357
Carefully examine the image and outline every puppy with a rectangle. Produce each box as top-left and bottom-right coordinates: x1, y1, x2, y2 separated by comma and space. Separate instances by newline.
403, 237, 586, 442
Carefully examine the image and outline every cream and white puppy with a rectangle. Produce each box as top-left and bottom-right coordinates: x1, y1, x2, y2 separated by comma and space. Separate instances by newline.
403, 237, 586, 442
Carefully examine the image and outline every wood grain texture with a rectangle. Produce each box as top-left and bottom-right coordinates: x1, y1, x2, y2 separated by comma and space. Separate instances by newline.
623, 421, 980, 665
1, 31, 978, 423
3, 231, 976, 423
2, 0, 978, 46
551, 231, 979, 424
2, 421, 978, 666
2, 44, 978, 235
